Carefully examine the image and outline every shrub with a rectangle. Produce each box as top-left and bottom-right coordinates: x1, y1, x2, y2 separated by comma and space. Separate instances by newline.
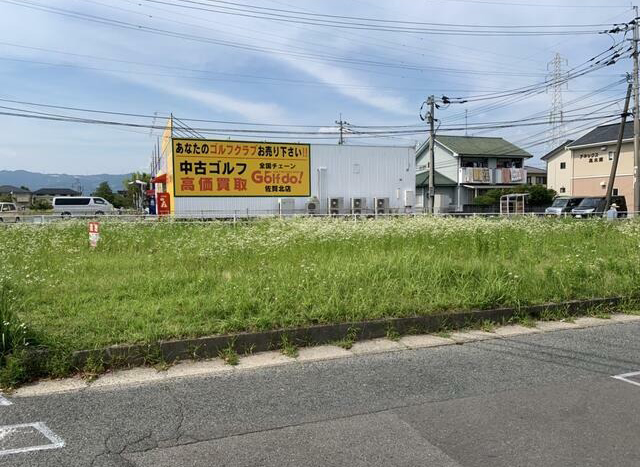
31, 198, 52, 211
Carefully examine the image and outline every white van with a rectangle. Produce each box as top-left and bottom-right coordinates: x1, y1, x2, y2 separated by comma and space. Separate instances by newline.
53, 197, 115, 217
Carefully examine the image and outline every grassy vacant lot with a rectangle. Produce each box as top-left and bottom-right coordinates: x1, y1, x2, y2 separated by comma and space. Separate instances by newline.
2, 216, 640, 357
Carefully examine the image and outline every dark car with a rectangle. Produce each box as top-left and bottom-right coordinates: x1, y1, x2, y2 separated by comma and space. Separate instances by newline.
545, 196, 585, 216
571, 195, 627, 218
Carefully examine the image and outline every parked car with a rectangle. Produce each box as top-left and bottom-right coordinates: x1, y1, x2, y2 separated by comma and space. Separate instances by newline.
53, 196, 115, 217
0, 202, 20, 222
571, 195, 627, 218
545, 196, 585, 216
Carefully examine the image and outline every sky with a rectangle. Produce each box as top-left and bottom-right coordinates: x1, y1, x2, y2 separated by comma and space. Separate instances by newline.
0, 0, 634, 174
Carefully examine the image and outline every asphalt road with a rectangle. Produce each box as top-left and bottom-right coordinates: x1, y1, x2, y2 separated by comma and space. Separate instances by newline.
2, 322, 640, 466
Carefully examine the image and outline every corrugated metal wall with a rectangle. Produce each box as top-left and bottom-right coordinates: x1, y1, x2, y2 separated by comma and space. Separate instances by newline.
172, 144, 415, 216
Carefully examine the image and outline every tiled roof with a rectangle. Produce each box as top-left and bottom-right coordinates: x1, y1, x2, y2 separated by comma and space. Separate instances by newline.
33, 188, 81, 196
435, 135, 532, 158
0, 185, 31, 194
568, 122, 633, 148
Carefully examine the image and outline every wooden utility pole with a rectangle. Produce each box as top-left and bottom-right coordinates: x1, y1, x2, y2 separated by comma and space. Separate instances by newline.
605, 82, 633, 211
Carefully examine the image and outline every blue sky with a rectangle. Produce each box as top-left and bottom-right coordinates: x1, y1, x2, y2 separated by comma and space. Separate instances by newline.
0, 0, 634, 174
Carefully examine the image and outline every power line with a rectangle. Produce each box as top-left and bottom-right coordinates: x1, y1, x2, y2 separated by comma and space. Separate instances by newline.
170, 0, 614, 28
138, 0, 608, 35
3, 0, 609, 36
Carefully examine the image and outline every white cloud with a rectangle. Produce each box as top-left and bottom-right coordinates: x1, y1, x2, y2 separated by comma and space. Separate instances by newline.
137, 79, 288, 123
279, 57, 413, 116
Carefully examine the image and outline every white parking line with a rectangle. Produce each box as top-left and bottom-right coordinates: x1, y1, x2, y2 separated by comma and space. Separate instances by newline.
611, 371, 640, 388
0, 395, 12, 406
0, 422, 65, 456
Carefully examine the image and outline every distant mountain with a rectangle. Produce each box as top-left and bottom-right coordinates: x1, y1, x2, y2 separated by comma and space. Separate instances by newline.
0, 170, 132, 195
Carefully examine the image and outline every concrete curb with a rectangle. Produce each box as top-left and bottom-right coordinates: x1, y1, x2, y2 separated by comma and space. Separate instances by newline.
10, 313, 640, 398
69, 296, 624, 369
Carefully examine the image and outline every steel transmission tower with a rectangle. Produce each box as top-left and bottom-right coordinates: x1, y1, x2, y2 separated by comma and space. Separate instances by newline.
547, 53, 569, 150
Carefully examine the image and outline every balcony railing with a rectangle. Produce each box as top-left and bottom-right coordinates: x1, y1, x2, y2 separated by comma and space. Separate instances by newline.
459, 167, 526, 184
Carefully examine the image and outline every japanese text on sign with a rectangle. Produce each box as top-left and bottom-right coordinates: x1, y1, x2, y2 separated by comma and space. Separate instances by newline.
88, 222, 100, 248
172, 139, 310, 197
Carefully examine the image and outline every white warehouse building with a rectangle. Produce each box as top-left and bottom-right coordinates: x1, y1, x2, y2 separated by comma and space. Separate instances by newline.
151, 120, 416, 217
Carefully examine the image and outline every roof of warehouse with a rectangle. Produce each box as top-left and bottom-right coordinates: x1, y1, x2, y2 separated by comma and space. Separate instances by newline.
418, 135, 532, 158
415, 170, 457, 187
568, 122, 633, 148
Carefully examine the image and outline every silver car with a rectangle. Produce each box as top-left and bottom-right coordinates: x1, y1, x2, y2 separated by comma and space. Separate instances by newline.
53, 196, 115, 217
545, 197, 584, 216
0, 202, 20, 222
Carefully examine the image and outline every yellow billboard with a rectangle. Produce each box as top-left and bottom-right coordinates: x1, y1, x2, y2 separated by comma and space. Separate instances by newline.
172, 139, 311, 197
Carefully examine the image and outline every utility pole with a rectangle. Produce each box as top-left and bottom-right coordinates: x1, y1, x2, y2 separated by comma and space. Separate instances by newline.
336, 114, 349, 145
633, 6, 640, 215
427, 95, 436, 214
465, 109, 468, 136
605, 82, 633, 212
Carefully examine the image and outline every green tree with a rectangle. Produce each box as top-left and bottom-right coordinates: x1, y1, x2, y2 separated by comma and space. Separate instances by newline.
121, 172, 151, 211
31, 199, 52, 211
473, 185, 556, 207
93, 181, 115, 204
111, 193, 131, 209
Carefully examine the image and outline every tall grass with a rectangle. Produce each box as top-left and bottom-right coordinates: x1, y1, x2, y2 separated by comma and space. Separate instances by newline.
1, 216, 639, 355
0, 285, 28, 360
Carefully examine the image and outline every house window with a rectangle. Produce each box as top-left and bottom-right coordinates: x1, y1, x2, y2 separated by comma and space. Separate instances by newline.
560, 187, 566, 193
560, 162, 566, 169
609, 151, 614, 161
613, 188, 619, 196
599, 157, 603, 162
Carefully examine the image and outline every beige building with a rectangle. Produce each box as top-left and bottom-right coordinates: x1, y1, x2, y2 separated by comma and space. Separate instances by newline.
567, 122, 635, 212
542, 140, 573, 195
544, 122, 636, 212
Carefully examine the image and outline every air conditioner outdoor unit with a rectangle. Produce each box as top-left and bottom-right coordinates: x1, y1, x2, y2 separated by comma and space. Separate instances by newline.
329, 197, 344, 215
279, 198, 295, 216
351, 197, 366, 215
374, 197, 389, 215
306, 197, 319, 215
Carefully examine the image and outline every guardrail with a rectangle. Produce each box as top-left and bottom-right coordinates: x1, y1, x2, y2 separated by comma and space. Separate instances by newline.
0, 210, 636, 225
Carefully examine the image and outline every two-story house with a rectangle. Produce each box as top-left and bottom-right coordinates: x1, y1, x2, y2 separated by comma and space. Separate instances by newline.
0, 185, 32, 209
32, 188, 81, 205
415, 135, 532, 212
